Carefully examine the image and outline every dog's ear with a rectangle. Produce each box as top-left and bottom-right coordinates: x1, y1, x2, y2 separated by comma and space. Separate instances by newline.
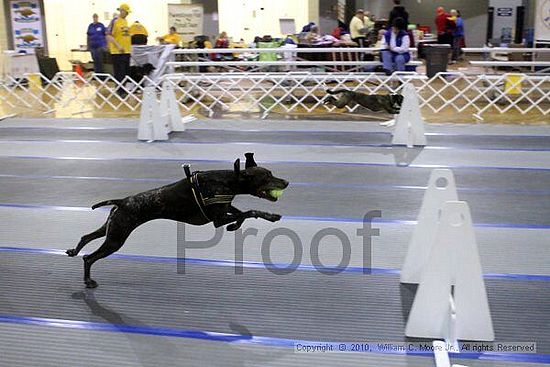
244, 152, 257, 168
234, 158, 240, 175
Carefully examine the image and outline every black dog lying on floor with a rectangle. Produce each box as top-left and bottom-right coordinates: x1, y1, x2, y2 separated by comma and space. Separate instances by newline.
66, 153, 288, 288
324, 89, 404, 114
128, 62, 155, 83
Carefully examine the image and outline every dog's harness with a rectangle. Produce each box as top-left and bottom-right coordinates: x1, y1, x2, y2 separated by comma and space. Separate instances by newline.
183, 164, 235, 221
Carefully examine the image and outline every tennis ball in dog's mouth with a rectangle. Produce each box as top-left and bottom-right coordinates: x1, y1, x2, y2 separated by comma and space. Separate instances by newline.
269, 189, 284, 199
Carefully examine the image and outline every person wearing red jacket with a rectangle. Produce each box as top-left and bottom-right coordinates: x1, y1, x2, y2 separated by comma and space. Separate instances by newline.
435, 7, 453, 46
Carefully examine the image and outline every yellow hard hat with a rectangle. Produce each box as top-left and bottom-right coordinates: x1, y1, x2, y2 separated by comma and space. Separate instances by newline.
118, 3, 131, 13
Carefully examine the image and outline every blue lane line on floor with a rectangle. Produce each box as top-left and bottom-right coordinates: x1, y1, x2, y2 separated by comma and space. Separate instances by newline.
2, 246, 549, 282
2, 202, 550, 230
4, 154, 550, 173
0, 314, 548, 364
5, 137, 550, 153
2, 172, 550, 196
287, 215, 550, 230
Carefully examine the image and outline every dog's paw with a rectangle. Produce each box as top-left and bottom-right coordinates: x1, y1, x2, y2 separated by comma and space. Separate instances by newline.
66, 249, 78, 257
265, 213, 282, 222
85, 279, 98, 289
227, 219, 244, 231
226, 223, 240, 231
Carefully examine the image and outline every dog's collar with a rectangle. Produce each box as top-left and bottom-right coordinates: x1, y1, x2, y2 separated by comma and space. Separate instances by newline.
189, 172, 235, 221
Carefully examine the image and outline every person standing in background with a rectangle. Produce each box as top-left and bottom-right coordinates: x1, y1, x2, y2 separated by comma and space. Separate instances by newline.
435, 6, 451, 45
389, 0, 409, 26
87, 13, 107, 73
106, 3, 132, 97
450, 9, 464, 63
350, 9, 367, 48
363, 11, 375, 34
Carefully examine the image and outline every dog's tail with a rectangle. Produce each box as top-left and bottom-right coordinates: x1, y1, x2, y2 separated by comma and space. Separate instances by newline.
91, 199, 123, 210
326, 89, 348, 95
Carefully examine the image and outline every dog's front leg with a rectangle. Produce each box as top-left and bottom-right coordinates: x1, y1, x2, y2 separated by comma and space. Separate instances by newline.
248, 210, 282, 223
216, 207, 282, 232
223, 206, 264, 232
210, 206, 245, 231
225, 206, 245, 231
231, 210, 282, 230
212, 213, 239, 229
323, 96, 336, 105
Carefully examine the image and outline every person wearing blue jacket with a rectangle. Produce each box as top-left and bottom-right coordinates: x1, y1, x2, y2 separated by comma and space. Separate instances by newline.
380, 17, 410, 74
450, 9, 464, 63
87, 13, 107, 73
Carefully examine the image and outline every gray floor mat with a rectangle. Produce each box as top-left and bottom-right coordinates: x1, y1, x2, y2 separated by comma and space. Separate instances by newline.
1, 251, 549, 354
2, 117, 550, 366
1, 175, 549, 226
3, 127, 550, 150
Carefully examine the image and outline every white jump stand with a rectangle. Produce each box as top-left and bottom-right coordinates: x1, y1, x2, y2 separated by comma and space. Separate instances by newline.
401, 169, 458, 284
405, 201, 495, 342
391, 83, 427, 147
138, 86, 168, 141
433, 340, 469, 367
160, 80, 188, 132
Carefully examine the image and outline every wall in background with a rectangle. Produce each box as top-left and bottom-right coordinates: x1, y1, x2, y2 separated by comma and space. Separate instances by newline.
319, 0, 338, 35
42, 0, 218, 70
29, 0, 318, 70
9, 1, 538, 72
363, 0, 536, 47
361, 0, 392, 20
363, 0, 490, 47
218, 0, 316, 42
201, 0, 219, 40
0, 2, 8, 53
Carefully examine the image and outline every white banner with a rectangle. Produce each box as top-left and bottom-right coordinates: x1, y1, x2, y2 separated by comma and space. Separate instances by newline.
168, 4, 204, 43
10, 0, 44, 52
535, 0, 550, 41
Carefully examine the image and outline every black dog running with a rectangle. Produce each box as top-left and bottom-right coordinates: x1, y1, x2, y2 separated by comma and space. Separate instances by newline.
324, 89, 404, 114
66, 152, 288, 288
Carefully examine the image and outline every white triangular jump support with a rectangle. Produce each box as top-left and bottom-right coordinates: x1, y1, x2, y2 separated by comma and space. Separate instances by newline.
401, 169, 458, 284
433, 340, 452, 367
391, 83, 427, 147
405, 201, 495, 342
433, 340, 469, 367
160, 80, 188, 132
138, 86, 169, 141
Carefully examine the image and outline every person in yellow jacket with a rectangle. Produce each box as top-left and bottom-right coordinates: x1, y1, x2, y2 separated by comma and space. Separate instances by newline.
349, 9, 366, 47
106, 3, 132, 96
129, 21, 148, 45
157, 27, 181, 46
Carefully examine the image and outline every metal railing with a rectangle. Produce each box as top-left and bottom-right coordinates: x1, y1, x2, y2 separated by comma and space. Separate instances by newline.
168, 47, 422, 73
165, 46, 550, 77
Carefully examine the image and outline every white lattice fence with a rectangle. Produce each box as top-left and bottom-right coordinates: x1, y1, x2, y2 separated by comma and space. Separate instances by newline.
1, 72, 549, 120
